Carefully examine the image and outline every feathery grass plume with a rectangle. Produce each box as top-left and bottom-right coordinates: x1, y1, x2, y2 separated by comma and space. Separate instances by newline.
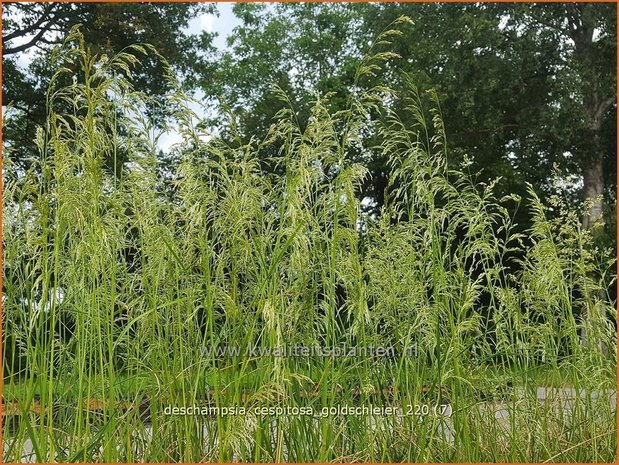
2, 23, 616, 463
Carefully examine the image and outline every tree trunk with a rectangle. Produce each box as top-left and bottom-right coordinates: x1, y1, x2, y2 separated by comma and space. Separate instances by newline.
567, 3, 614, 230
580, 95, 613, 230
579, 89, 614, 232
566, 3, 614, 352
581, 153, 604, 230
579, 116, 610, 350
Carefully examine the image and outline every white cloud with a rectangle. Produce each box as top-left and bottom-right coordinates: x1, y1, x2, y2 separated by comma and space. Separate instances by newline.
158, 126, 184, 152
200, 13, 215, 33
186, 12, 216, 35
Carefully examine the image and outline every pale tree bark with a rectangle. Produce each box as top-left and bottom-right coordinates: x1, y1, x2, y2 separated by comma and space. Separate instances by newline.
579, 95, 614, 352
581, 96, 614, 230
566, 2, 615, 230
564, 4, 615, 352
581, 160, 604, 230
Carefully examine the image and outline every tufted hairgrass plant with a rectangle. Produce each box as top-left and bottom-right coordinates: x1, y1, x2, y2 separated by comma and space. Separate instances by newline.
2, 24, 616, 462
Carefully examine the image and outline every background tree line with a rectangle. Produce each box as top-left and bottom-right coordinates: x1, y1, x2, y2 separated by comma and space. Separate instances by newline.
3, 2, 616, 248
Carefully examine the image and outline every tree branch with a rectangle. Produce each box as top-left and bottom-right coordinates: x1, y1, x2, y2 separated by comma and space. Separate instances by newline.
595, 96, 616, 122
2, 24, 57, 56
2, 3, 56, 43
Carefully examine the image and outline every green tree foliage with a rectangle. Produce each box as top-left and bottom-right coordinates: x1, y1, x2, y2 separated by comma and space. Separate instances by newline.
199, 2, 616, 237
202, 3, 363, 140
3, 36, 615, 460
2, 1, 214, 174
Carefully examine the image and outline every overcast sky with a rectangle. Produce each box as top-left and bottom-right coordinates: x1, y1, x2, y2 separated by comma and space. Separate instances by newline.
4, 3, 242, 151
158, 3, 241, 151
189, 2, 240, 51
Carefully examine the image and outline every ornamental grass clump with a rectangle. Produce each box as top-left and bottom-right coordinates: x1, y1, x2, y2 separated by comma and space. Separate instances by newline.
2, 24, 616, 462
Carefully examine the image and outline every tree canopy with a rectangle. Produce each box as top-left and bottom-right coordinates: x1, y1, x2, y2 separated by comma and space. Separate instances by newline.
2, 1, 214, 173
3, 2, 616, 242
198, 2, 616, 239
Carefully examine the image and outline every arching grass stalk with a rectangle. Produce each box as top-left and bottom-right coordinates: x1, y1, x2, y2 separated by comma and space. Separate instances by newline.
2, 24, 616, 462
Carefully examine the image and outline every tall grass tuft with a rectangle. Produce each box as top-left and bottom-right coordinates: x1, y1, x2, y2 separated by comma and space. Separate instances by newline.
2, 24, 616, 462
